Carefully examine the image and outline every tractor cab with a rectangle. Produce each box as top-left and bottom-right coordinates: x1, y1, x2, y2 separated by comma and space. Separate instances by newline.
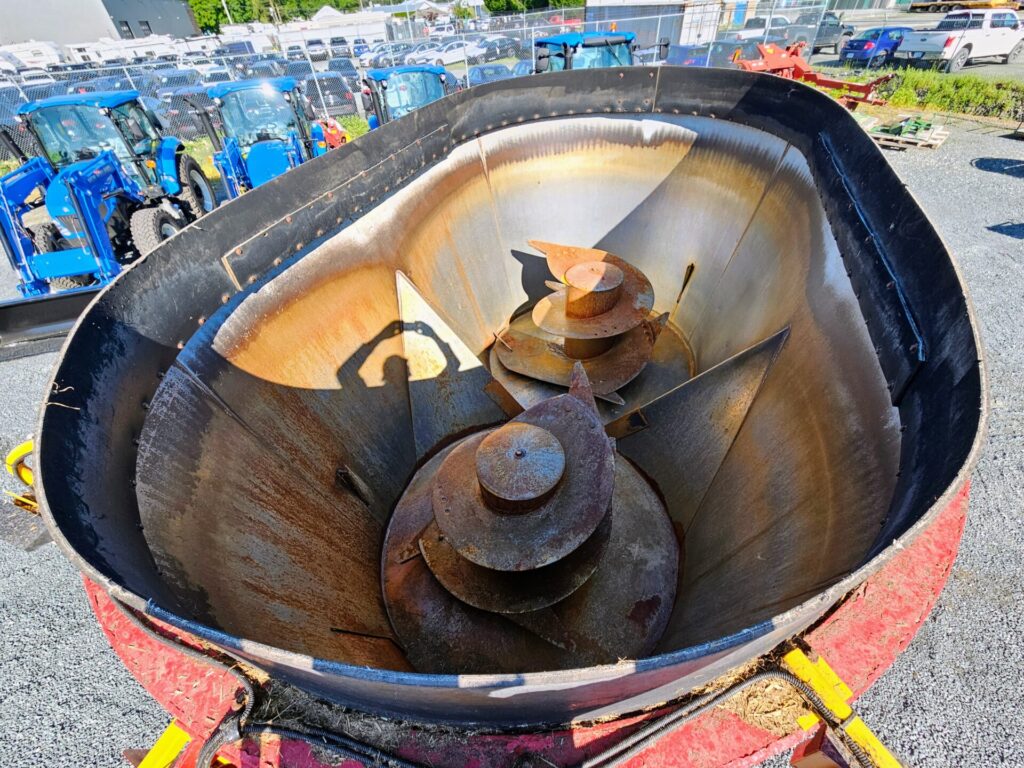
362, 65, 455, 130
20, 92, 177, 200
0, 91, 214, 296
201, 78, 345, 199
533, 32, 649, 72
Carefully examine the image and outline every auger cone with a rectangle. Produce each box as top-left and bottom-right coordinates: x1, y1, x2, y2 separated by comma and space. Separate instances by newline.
494, 241, 667, 405
383, 362, 678, 672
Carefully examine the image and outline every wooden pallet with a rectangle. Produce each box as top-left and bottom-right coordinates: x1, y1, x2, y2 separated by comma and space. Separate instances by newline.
870, 124, 950, 150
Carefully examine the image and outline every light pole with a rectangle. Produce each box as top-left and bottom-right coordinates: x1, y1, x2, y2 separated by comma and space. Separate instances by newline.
220, 0, 235, 25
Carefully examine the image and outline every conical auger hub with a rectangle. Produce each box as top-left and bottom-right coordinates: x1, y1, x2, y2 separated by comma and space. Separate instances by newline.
382, 362, 679, 673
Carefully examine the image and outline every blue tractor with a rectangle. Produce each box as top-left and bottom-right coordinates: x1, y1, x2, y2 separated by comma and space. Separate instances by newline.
0, 91, 216, 297
361, 65, 457, 129
533, 31, 666, 72
198, 78, 347, 200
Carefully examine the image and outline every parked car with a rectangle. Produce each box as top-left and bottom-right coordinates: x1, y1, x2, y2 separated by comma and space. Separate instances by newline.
286, 44, 306, 61
203, 65, 233, 84
511, 59, 534, 77
153, 67, 202, 99
307, 39, 329, 61
401, 41, 443, 65
353, 42, 371, 57
329, 37, 352, 57
409, 40, 475, 66
722, 16, 792, 42
18, 68, 56, 86
483, 35, 522, 59
893, 10, 1024, 71
840, 27, 913, 67
327, 57, 360, 91
801, 12, 856, 54
285, 60, 315, 78
429, 23, 458, 37
370, 43, 414, 68
466, 64, 514, 86
303, 72, 357, 116
359, 43, 392, 67
240, 60, 285, 79
666, 40, 771, 67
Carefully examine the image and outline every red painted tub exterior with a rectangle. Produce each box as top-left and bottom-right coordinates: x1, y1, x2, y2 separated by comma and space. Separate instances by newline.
87, 483, 970, 768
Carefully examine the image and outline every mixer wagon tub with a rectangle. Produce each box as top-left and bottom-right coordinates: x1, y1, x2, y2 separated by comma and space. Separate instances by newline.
33, 66, 984, 767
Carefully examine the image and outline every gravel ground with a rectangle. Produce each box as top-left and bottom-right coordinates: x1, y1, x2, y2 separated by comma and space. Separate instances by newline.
0, 121, 1022, 767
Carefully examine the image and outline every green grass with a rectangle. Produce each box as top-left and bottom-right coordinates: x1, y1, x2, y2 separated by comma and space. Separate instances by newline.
0, 158, 18, 176
182, 137, 220, 181
338, 115, 370, 138
823, 65, 1024, 122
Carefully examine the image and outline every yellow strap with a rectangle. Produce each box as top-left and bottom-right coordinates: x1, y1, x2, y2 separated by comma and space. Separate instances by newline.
138, 720, 192, 768
4, 439, 34, 487
782, 648, 903, 768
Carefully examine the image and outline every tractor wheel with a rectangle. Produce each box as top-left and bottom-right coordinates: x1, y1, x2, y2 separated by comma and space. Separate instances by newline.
946, 47, 970, 72
130, 208, 182, 256
32, 223, 95, 291
175, 154, 216, 221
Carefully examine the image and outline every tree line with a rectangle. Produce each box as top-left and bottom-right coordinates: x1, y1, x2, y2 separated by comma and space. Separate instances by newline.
187, 0, 582, 33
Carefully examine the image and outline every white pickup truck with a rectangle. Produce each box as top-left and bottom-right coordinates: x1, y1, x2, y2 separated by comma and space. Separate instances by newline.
894, 9, 1024, 71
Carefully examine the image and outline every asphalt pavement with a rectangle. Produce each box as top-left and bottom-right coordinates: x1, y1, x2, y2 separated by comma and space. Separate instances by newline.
0, 121, 1022, 767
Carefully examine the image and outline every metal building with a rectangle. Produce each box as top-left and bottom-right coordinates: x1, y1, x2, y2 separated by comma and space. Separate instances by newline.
0, 0, 198, 45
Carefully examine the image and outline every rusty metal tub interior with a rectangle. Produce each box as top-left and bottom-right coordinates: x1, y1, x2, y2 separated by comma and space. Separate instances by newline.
36, 68, 983, 726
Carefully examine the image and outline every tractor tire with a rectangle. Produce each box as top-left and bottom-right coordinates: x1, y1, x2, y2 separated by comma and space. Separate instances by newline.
1006, 41, 1024, 63
130, 207, 182, 256
946, 47, 970, 72
175, 154, 216, 221
32, 223, 95, 291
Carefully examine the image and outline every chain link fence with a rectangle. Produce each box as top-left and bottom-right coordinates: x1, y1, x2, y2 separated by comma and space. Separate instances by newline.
0, 0, 923, 169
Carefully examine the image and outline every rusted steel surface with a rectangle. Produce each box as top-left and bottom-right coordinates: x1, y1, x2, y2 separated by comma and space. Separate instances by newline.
432, 394, 615, 572
418, 513, 610, 614
474, 423, 567, 512
495, 312, 668, 401
383, 450, 676, 673
490, 319, 695, 422
531, 247, 655, 340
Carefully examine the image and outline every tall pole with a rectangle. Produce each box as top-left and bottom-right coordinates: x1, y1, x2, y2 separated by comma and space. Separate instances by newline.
220, 0, 235, 25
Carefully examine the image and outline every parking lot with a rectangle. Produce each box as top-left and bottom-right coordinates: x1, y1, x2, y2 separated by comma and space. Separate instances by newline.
1, 118, 1022, 766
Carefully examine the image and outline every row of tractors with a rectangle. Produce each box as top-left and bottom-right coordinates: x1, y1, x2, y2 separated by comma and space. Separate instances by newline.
0, 33, 647, 299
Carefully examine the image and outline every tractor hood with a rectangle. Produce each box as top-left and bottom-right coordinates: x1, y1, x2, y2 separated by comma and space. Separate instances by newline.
35, 69, 984, 727
244, 139, 297, 188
